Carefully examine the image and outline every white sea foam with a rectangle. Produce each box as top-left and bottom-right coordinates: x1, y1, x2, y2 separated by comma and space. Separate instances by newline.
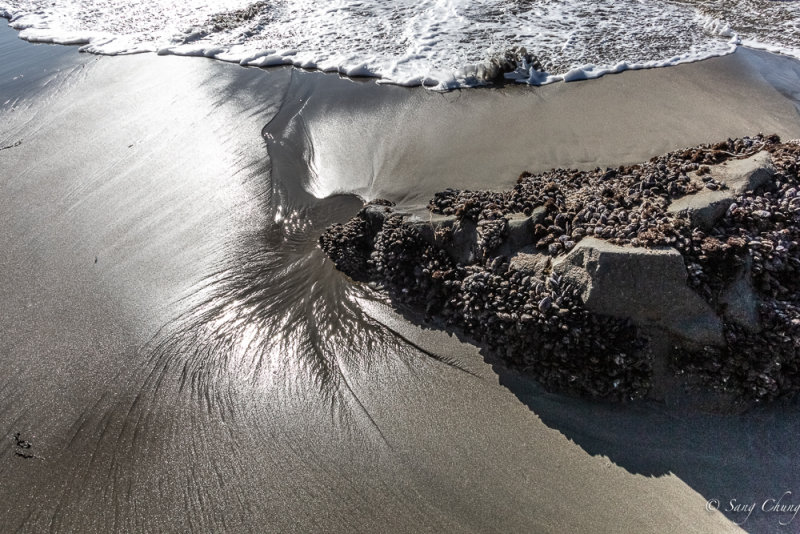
2, 0, 799, 89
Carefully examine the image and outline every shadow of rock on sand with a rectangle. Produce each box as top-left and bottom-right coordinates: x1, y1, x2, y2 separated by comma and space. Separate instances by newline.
382, 299, 800, 533
496, 364, 800, 530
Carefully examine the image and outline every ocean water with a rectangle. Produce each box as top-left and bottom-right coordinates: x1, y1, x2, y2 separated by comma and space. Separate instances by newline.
2, 0, 799, 88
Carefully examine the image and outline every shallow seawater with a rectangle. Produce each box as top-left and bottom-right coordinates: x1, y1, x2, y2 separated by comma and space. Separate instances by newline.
2, 0, 800, 88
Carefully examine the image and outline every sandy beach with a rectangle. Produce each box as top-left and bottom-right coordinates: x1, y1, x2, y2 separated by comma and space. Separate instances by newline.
2, 19, 800, 533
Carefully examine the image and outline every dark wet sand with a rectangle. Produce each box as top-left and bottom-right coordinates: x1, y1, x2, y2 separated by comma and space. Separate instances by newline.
2, 21, 800, 532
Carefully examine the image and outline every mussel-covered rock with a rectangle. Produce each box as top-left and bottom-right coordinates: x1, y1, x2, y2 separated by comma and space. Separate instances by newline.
320, 135, 800, 405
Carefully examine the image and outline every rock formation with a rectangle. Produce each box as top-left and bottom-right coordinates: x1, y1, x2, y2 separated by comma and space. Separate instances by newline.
320, 135, 800, 405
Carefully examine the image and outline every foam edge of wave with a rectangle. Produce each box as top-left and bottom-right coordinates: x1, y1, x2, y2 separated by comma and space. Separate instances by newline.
2, 5, 800, 92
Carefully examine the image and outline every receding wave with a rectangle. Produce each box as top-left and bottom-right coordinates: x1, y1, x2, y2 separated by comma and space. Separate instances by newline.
2, 0, 799, 88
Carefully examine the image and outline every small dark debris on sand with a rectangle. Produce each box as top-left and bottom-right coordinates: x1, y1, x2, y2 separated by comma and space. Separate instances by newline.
0, 140, 22, 151
11, 432, 37, 459
320, 135, 800, 406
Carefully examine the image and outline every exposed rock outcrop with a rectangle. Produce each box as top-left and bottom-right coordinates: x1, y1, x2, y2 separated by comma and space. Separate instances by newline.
551, 237, 724, 346
320, 135, 800, 406
667, 151, 775, 230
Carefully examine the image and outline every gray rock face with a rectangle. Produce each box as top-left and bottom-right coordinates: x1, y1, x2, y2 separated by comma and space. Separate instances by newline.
446, 219, 478, 265
552, 237, 724, 346
508, 250, 551, 275
362, 204, 393, 228
504, 213, 535, 249
667, 151, 774, 230
667, 190, 732, 231
415, 208, 549, 264
413, 213, 450, 247
412, 214, 477, 265
498, 210, 544, 256
715, 150, 775, 194
719, 258, 761, 332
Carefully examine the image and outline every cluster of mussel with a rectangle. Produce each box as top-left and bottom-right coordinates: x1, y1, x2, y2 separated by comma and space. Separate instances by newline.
673, 139, 800, 401
321, 207, 650, 400
321, 135, 800, 403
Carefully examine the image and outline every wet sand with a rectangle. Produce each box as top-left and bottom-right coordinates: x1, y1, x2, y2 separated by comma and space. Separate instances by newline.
2, 21, 800, 532
266, 47, 800, 208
